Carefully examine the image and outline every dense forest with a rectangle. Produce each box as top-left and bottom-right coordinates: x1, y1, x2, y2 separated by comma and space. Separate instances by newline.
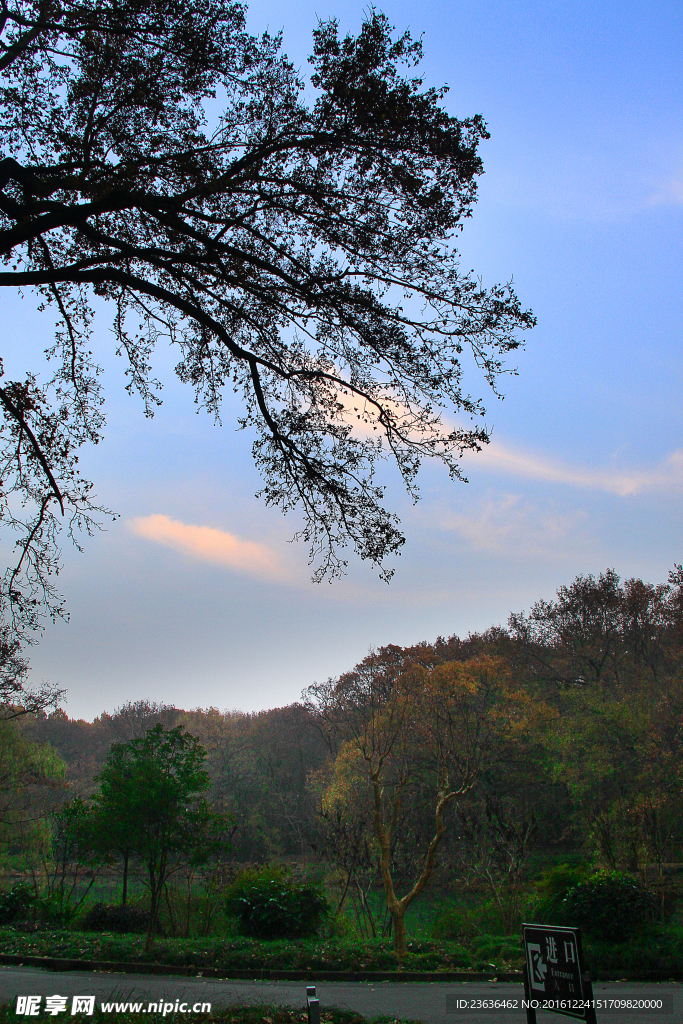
1, 565, 682, 955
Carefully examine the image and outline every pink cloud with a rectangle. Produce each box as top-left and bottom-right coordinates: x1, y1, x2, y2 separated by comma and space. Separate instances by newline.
129, 514, 285, 579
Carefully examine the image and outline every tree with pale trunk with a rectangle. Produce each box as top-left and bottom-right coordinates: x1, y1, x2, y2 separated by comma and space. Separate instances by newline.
307, 652, 539, 956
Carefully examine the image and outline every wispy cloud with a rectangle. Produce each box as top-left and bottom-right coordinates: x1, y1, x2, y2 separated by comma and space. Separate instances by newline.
441, 493, 586, 557
333, 372, 683, 499
129, 514, 286, 580
322, 387, 683, 498
471, 442, 683, 497
647, 174, 683, 208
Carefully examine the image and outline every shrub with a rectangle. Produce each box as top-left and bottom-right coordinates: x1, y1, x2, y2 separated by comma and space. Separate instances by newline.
532, 863, 592, 924
81, 902, 151, 934
471, 933, 523, 960
0, 883, 36, 924
562, 871, 657, 941
225, 866, 329, 939
37, 892, 78, 927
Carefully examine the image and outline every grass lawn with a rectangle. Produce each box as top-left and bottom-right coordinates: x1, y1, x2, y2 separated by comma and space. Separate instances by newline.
2, 924, 683, 977
0, 929, 499, 972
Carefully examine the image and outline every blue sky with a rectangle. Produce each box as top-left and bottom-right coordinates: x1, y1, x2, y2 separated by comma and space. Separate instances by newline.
4, 0, 682, 719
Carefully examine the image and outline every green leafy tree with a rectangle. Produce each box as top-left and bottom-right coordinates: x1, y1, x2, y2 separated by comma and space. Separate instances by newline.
42, 797, 105, 924
0, 718, 64, 846
94, 724, 223, 949
544, 664, 683, 888
0, 0, 534, 653
91, 761, 135, 907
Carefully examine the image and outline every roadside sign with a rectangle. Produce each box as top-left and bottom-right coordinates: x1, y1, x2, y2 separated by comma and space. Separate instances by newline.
522, 924, 597, 1023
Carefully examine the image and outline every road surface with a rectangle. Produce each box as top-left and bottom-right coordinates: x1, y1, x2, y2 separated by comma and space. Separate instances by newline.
0, 965, 680, 1024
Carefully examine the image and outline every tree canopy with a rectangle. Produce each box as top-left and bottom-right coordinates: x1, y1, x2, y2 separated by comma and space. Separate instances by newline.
0, 716, 64, 836
94, 723, 226, 948
0, 0, 534, 666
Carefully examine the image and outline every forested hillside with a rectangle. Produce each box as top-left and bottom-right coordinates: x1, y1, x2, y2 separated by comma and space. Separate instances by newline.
2, 565, 682, 953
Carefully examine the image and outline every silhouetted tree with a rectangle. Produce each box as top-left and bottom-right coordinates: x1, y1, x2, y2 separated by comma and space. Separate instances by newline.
0, 0, 534, 651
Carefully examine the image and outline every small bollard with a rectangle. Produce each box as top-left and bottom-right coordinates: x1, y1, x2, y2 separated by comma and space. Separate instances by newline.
306, 986, 320, 1024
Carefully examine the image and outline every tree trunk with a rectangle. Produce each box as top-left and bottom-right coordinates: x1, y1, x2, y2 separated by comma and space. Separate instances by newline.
145, 898, 157, 953
391, 906, 407, 957
145, 877, 162, 953
122, 850, 129, 906
331, 870, 352, 928
372, 768, 467, 961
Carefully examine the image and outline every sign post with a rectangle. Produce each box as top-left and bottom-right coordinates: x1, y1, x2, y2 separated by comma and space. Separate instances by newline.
522, 924, 597, 1024
306, 985, 320, 1024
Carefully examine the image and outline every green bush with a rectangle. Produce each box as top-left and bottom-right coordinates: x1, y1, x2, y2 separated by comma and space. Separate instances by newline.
0, 883, 36, 924
82, 902, 151, 934
531, 863, 592, 924
432, 906, 465, 940
563, 871, 656, 941
37, 892, 78, 927
471, 933, 523, 961
225, 867, 329, 939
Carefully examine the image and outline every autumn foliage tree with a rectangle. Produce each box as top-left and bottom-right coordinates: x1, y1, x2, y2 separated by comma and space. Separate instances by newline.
508, 567, 683, 687
307, 652, 540, 956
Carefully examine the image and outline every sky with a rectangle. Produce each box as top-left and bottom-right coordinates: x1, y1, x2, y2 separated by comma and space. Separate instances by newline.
3, 0, 682, 720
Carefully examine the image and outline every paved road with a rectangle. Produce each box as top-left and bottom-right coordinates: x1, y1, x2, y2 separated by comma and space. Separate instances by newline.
0, 966, 680, 1024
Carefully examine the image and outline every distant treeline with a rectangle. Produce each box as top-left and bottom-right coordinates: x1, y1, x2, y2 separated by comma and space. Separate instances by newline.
16, 564, 683, 883
20, 701, 327, 863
